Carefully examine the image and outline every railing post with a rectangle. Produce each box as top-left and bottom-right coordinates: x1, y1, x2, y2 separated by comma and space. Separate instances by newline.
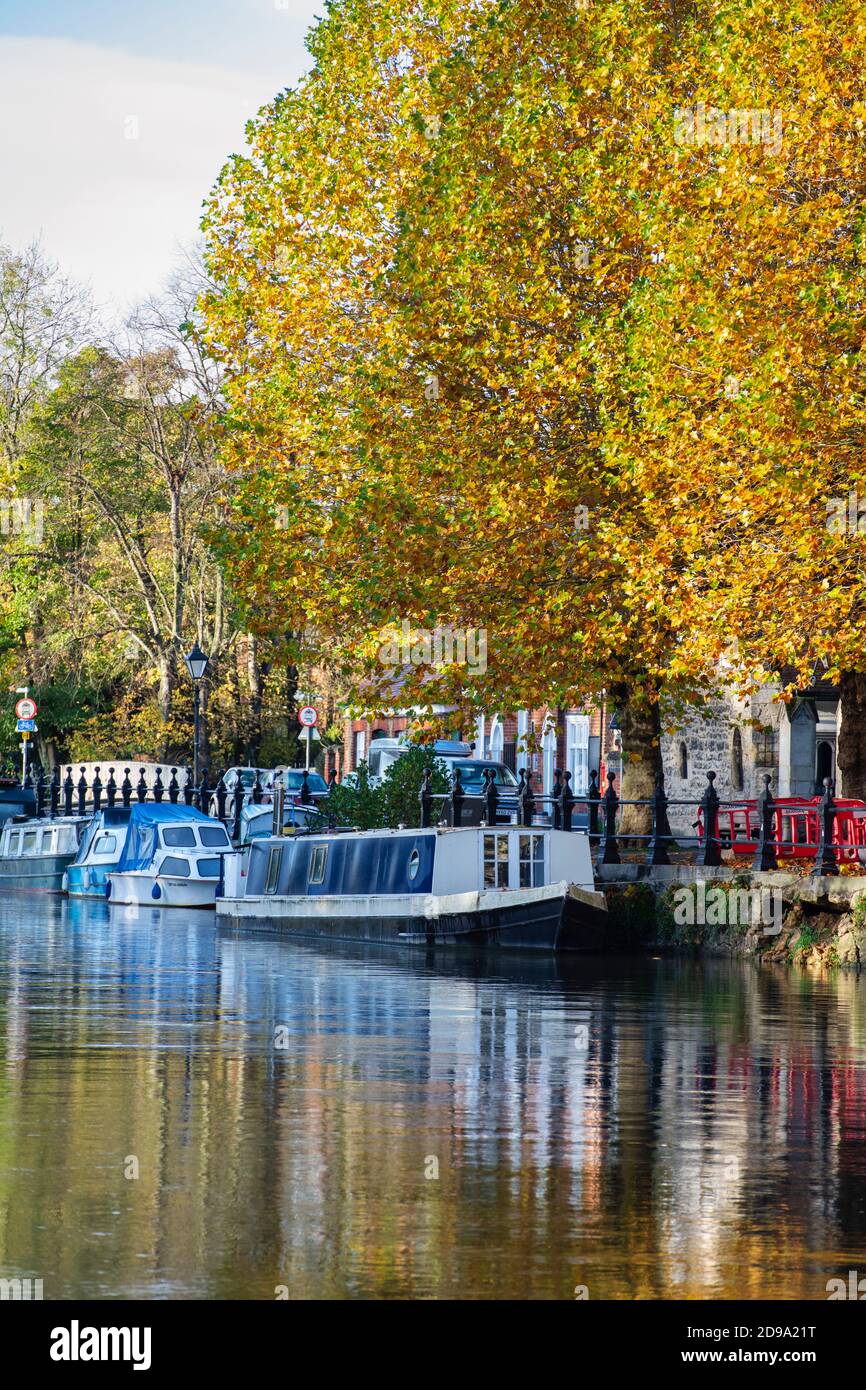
451, 767, 465, 828
121, 769, 132, 808
232, 783, 243, 843
153, 768, 164, 803
92, 767, 103, 814
106, 768, 117, 809
646, 772, 671, 866
168, 768, 180, 804
215, 774, 228, 822
182, 769, 194, 807
36, 770, 47, 819
484, 768, 499, 827
198, 768, 210, 814
752, 774, 778, 872
419, 768, 432, 828
597, 771, 621, 866
327, 770, 338, 829
587, 769, 600, 845
552, 769, 562, 829
136, 769, 148, 803
63, 766, 74, 816
299, 769, 312, 806
77, 767, 87, 817
812, 777, 839, 877
518, 767, 535, 826
252, 771, 263, 806
698, 771, 722, 867
560, 769, 575, 832
50, 767, 60, 819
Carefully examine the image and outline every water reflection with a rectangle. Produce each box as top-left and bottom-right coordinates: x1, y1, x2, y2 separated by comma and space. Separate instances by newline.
0, 891, 865, 1298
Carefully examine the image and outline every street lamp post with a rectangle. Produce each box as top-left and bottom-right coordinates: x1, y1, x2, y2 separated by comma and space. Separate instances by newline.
184, 643, 210, 786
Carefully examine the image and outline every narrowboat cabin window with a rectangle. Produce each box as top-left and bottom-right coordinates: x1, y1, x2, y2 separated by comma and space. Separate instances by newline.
22, 831, 38, 853
519, 834, 545, 888
8, 832, 21, 855
161, 856, 191, 877
163, 826, 196, 848
265, 846, 283, 894
483, 833, 509, 888
200, 826, 230, 848
407, 849, 420, 881
309, 845, 328, 885
197, 858, 222, 878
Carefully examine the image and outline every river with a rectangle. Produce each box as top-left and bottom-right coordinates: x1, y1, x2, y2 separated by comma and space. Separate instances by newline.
0, 890, 865, 1300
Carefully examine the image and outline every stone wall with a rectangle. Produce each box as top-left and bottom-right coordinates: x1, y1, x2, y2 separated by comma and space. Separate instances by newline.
661, 687, 783, 832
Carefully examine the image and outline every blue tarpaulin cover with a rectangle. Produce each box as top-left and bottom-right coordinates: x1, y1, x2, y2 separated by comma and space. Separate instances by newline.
116, 803, 212, 872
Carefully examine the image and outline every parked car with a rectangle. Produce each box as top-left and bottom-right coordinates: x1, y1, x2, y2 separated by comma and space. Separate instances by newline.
364, 737, 472, 786
281, 768, 329, 804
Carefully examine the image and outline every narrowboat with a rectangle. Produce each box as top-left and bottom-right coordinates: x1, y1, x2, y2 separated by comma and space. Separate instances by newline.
0, 815, 89, 892
217, 824, 607, 952
106, 804, 235, 908
63, 807, 133, 898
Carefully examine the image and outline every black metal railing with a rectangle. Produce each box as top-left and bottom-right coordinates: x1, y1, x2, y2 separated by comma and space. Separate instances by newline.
418, 766, 857, 880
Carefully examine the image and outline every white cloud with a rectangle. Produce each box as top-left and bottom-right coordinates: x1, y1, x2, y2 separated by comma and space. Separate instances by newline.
0, 36, 302, 317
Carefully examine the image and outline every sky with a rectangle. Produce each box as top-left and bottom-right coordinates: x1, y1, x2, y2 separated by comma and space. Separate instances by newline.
0, 0, 322, 315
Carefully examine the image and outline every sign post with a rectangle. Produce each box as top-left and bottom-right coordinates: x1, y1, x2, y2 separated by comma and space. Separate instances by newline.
298, 706, 318, 772
14, 692, 37, 787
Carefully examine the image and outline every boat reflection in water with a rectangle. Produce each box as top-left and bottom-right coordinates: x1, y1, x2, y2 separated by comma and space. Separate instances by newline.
2, 891, 866, 1299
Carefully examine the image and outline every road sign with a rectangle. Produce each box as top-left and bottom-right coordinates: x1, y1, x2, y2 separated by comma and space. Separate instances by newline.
16, 719, 36, 733
15, 697, 37, 720
298, 706, 318, 728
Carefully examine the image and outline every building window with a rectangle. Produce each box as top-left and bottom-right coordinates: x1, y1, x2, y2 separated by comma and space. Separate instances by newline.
755, 727, 774, 767
566, 714, 590, 795
483, 833, 509, 888
309, 845, 328, 885
354, 731, 366, 766
679, 742, 688, 780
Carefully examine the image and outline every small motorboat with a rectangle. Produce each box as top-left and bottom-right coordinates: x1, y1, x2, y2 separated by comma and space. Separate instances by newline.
63, 807, 133, 898
217, 823, 607, 952
0, 814, 89, 893
106, 804, 235, 908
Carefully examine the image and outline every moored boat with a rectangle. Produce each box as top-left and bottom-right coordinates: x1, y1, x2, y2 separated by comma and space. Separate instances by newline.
217, 824, 607, 952
106, 804, 235, 908
63, 807, 133, 898
0, 815, 89, 892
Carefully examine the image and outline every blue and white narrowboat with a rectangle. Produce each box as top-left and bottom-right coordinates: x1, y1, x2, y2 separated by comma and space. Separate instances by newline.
63, 807, 133, 898
217, 824, 607, 952
106, 804, 235, 909
0, 815, 89, 892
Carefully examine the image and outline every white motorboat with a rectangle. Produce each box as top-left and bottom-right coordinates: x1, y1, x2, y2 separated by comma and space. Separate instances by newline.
106, 804, 235, 908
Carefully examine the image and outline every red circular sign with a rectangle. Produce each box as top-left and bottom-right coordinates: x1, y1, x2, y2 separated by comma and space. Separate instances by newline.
15, 697, 37, 720
298, 706, 318, 727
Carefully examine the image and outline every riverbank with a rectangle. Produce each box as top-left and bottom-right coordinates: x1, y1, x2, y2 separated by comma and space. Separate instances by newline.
599, 865, 866, 970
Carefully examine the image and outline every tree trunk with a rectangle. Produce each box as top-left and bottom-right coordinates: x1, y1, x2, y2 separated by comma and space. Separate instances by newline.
609, 682, 663, 837
836, 670, 866, 799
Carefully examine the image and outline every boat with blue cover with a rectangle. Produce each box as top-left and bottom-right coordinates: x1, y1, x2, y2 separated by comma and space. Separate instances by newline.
106, 804, 235, 908
63, 807, 133, 898
217, 824, 607, 952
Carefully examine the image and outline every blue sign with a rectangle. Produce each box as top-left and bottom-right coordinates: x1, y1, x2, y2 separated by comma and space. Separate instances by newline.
16, 719, 36, 732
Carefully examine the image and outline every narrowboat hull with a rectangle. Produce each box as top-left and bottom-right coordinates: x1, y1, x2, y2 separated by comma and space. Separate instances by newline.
216, 881, 608, 953
0, 853, 76, 893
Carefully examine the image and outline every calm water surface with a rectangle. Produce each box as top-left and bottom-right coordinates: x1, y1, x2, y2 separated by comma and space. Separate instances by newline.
1, 890, 865, 1300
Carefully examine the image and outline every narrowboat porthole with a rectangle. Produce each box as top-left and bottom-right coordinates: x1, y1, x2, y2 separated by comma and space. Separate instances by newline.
408, 849, 420, 881
309, 845, 328, 885
265, 846, 283, 894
